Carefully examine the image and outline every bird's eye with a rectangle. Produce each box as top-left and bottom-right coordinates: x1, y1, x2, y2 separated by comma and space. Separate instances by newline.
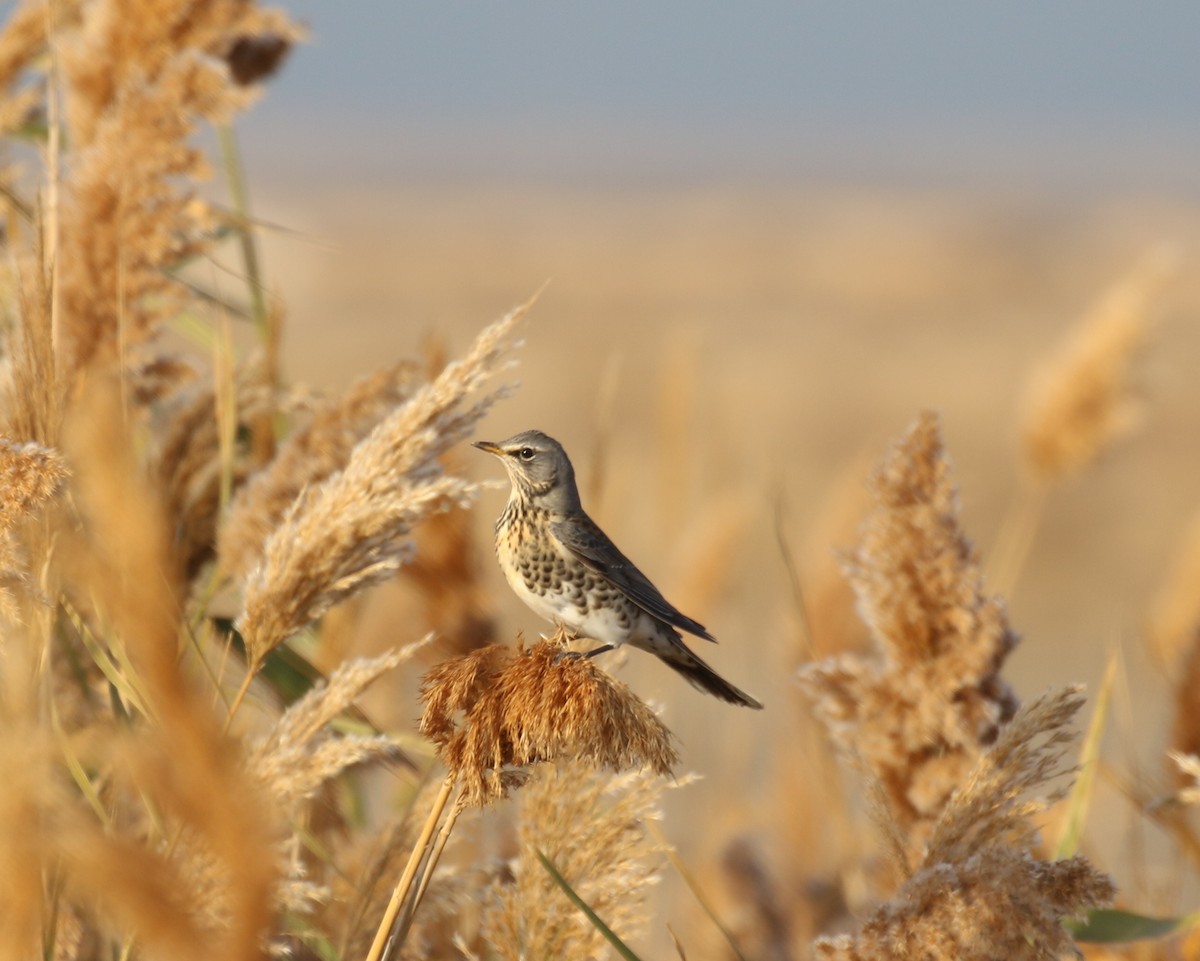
518, 447, 535, 461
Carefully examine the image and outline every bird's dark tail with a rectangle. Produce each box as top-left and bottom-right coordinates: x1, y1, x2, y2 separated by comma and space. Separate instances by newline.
655, 635, 763, 709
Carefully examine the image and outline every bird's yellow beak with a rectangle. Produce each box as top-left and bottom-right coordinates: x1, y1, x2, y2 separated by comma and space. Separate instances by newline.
472, 440, 505, 456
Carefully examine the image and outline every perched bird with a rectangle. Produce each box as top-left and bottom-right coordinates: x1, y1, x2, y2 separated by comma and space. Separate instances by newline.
474, 429, 763, 709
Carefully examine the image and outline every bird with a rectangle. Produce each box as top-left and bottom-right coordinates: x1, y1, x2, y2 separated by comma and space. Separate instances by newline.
473, 429, 763, 709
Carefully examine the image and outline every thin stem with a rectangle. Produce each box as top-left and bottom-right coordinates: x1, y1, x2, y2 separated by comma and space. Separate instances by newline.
365, 776, 455, 961
395, 790, 467, 945
217, 123, 268, 336
42, 0, 61, 367
222, 666, 257, 736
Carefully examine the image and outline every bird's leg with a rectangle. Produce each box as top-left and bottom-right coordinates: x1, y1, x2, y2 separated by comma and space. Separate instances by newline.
583, 644, 614, 659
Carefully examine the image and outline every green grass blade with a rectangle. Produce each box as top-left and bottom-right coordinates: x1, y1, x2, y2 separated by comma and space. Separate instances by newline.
1068, 908, 1200, 943
535, 849, 643, 961
1054, 647, 1117, 859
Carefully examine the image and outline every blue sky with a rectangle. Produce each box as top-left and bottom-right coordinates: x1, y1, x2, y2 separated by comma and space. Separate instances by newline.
243, 3, 1200, 188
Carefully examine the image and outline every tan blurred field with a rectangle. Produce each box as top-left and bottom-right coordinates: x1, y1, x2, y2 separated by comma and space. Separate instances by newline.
250, 177, 1200, 946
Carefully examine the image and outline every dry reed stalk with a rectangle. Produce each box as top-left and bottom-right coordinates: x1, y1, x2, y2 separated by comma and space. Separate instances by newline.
801, 412, 1019, 847
58, 381, 276, 960
365, 775, 456, 961
218, 360, 424, 580
335, 777, 468, 961
419, 639, 678, 807
814, 687, 1115, 961
392, 789, 469, 950
1020, 247, 1175, 482
236, 301, 529, 679
8, 228, 62, 445
478, 758, 673, 960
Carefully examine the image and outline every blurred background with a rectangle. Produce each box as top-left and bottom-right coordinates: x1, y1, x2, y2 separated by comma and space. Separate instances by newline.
223, 1, 1200, 947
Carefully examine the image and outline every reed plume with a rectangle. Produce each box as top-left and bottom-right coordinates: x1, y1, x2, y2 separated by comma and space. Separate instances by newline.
236, 300, 528, 672
479, 759, 672, 959
419, 638, 677, 806
219, 359, 424, 579
248, 639, 432, 916
814, 687, 1114, 961
54, 0, 300, 381
801, 411, 1019, 844
1020, 247, 1175, 482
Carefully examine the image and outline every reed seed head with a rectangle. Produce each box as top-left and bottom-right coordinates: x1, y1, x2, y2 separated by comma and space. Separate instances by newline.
419, 640, 677, 806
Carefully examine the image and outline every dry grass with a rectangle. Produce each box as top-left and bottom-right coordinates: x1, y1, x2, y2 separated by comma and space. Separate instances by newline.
477, 758, 675, 959
815, 689, 1115, 961
1, 2, 1197, 959
801, 411, 1019, 849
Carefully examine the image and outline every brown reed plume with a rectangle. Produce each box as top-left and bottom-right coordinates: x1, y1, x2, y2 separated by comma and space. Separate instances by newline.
235, 300, 530, 688
801, 411, 1019, 847
419, 638, 677, 806
813, 687, 1115, 961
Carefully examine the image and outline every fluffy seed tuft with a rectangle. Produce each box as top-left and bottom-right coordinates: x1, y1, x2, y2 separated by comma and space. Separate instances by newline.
419, 640, 678, 806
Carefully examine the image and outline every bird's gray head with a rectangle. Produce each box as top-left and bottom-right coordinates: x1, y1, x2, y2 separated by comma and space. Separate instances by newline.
473, 429, 581, 510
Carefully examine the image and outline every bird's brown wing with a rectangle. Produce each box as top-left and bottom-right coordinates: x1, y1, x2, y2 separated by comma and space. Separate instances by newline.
551, 513, 716, 642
